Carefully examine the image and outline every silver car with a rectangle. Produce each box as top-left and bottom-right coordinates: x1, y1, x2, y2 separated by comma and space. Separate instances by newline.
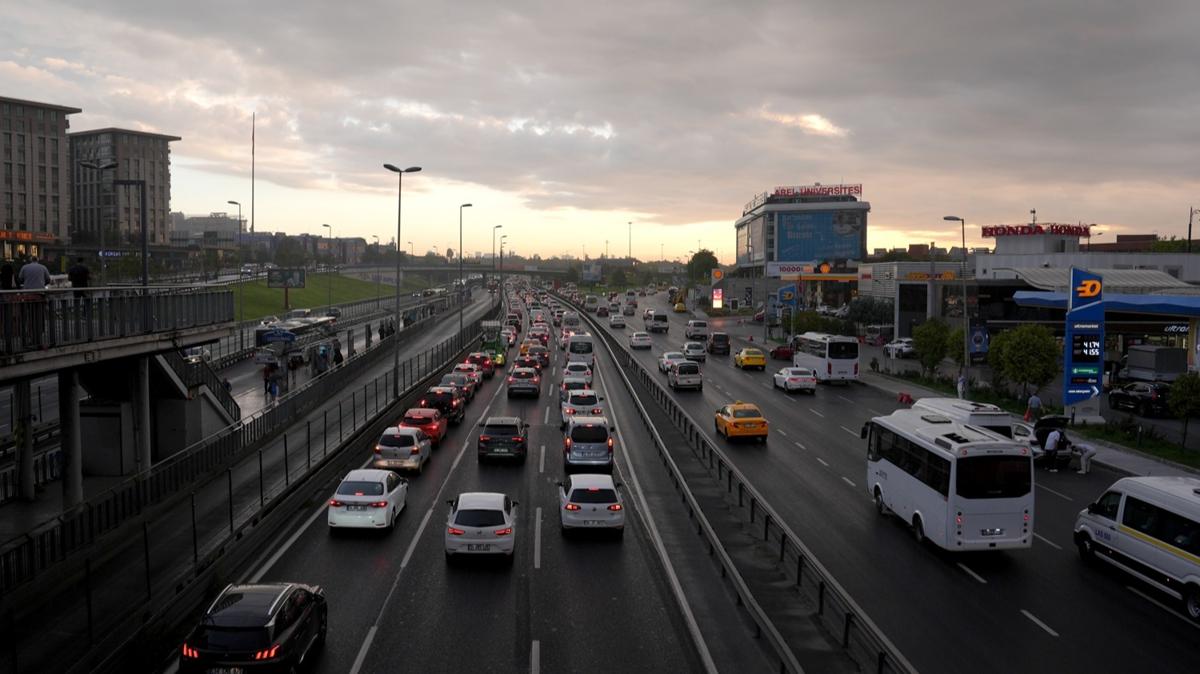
372, 426, 432, 474
562, 361, 593, 385
563, 416, 614, 473
558, 473, 625, 537
681, 341, 706, 362
506, 367, 541, 397
561, 390, 607, 429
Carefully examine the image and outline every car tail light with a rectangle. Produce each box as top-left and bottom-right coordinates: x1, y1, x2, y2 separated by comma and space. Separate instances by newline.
373, 445, 383, 454
418, 399, 427, 406
564, 438, 573, 449
181, 643, 199, 659
592, 408, 603, 414
370, 501, 389, 508
479, 434, 491, 442
564, 503, 582, 511
508, 377, 515, 383
447, 527, 465, 535
565, 407, 576, 415
329, 499, 344, 507
512, 436, 524, 443
253, 644, 280, 660
607, 504, 623, 511
494, 527, 512, 536
452, 399, 460, 407
607, 438, 614, 451
410, 446, 421, 455
533, 376, 541, 383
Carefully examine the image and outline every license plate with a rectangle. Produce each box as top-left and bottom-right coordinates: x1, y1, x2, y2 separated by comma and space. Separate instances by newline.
492, 448, 509, 453
583, 520, 604, 526
981, 528, 1005, 536
348, 505, 366, 512
207, 668, 244, 674
467, 544, 492, 551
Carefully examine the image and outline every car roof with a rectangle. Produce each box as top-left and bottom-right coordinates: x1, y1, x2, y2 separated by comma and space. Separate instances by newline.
427, 386, 455, 393
345, 468, 394, 482
386, 425, 424, 437
511, 367, 537, 374
567, 389, 599, 398
684, 341, 703, 347
632, 331, 649, 337
456, 492, 507, 509
403, 408, 439, 418
483, 415, 522, 426
207, 583, 294, 625
565, 361, 590, 368
728, 401, 763, 412
567, 473, 617, 490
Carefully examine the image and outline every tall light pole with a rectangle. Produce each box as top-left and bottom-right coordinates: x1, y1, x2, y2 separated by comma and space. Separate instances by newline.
1189, 207, 1200, 254
408, 241, 414, 256
228, 200, 243, 322
79, 159, 118, 285
500, 234, 508, 297
372, 235, 381, 305
943, 216, 971, 394
458, 203, 473, 337
492, 224, 503, 307
321, 224, 333, 313
384, 164, 422, 397
628, 221, 632, 260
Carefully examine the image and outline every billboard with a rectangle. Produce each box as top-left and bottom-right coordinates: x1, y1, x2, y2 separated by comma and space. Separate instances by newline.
1063, 268, 1104, 408
776, 210, 865, 263
581, 263, 602, 283
736, 215, 766, 265
267, 268, 306, 288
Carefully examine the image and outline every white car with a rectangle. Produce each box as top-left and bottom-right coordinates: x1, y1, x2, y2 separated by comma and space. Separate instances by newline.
559, 375, 590, 402
629, 332, 652, 349
328, 469, 408, 531
372, 426, 432, 473
453, 362, 484, 388
444, 492, 517, 563
773, 367, 817, 393
681, 341, 706, 362
561, 389, 606, 428
884, 338, 915, 359
563, 361, 593, 385
559, 473, 625, 536
658, 351, 688, 373
609, 313, 626, 329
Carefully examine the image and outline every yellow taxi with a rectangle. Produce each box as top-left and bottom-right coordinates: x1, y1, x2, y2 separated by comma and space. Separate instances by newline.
673, 302, 687, 312
733, 347, 766, 371
714, 402, 769, 443
519, 339, 539, 356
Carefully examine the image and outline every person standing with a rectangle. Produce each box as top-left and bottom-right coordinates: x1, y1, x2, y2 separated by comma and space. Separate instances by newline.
17, 256, 51, 290
17, 256, 52, 349
1044, 427, 1063, 473
68, 257, 90, 292
1027, 392, 1044, 421
956, 372, 966, 399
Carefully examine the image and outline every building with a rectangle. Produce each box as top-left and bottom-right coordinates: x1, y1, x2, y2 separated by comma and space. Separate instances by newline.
70, 127, 181, 246
0, 96, 82, 259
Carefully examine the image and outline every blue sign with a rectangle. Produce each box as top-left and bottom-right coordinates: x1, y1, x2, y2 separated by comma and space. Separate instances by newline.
969, 327, 990, 355
262, 328, 297, 344
776, 210, 865, 263
1063, 268, 1104, 407
777, 284, 798, 306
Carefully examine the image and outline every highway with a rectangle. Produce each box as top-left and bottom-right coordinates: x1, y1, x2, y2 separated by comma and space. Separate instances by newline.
588, 293, 1200, 674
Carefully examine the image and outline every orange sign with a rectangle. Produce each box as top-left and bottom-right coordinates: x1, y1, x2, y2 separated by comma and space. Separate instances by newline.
1075, 279, 1102, 298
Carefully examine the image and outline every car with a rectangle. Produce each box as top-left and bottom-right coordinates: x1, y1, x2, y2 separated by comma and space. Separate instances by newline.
629, 331, 652, 349
714, 402, 769, 443
622, 303, 636, 316
477, 416, 529, 462
658, 351, 689, 373
647, 313, 669, 333
596, 305, 610, 317
608, 302, 621, 315
399, 407, 448, 445
768, 345, 794, 360
519, 340, 538, 356
506, 367, 542, 397
1108, 382, 1171, 417
180, 583, 327, 673
465, 352, 496, 378
884, 338, 915, 359
444, 492, 518, 563
681, 341, 706, 362
562, 360, 593, 384
485, 347, 506, 368
642, 307, 655, 321
773, 367, 817, 393
559, 375, 590, 402
440, 373, 476, 400
513, 355, 542, 372
673, 302, 687, 313
609, 313, 626, 328
684, 319, 708, 340
564, 416, 614, 473
733, 347, 767, 371
706, 332, 731, 355
552, 310, 564, 326
259, 315, 281, 327
453, 362, 485, 389
418, 386, 466, 424
668, 360, 703, 391
558, 473, 625, 536
561, 389, 606, 428
528, 344, 551, 369
328, 468, 409, 529
182, 346, 210, 364
371, 424, 431, 473
325, 307, 342, 319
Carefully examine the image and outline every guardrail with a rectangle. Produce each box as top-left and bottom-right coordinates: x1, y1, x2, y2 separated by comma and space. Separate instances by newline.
574, 296, 915, 674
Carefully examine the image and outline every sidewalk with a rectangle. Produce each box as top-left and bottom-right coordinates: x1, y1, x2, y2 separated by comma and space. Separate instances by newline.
859, 369, 1198, 478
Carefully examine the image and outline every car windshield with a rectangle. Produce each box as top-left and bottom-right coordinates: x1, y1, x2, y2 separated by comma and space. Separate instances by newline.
441, 375, 466, 386
380, 434, 415, 447
743, 350, 762, 357
955, 456, 1032, 499
570, 425, 609, 443
711, 334, 729, 343
454, 509, 506, 527
732, 408, 761, 418
570, 488, 618, 504
677, 363, 699, 374
569, 341, 593, 354
829, 342, 858, 359
664, 352, 683, 359
337, 480, 384, 496
569, 394, 598, 406
194, 626, 270, 650
402, 414, 432, 425
426, 392, 454, 404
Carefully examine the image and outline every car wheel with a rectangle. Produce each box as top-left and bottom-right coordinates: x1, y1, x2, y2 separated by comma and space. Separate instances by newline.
912, 516, 926, 545
1076, 533, 1096, 566
1185, 585, 1200, 623
714, 420, 723, 437
873, 487, 886, 515
758, 435, 766, 445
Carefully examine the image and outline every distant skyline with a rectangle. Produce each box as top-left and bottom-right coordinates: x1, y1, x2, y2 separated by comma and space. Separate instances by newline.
4, 1, 1199, 264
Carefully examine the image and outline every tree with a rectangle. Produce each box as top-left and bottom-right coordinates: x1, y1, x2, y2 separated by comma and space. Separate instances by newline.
445, 247, 456, 261
912, 319, 951, 377
564, 264, 580, 283
274, 237, 308, 268
846, 297, 893, 326
609, 267, 627, 287
1168, 372, 1200, 449
686, 249, 720, 283
988, 324, 1058, 397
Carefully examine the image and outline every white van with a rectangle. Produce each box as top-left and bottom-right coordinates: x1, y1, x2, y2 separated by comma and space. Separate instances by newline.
1074, 476, 1200, 621
685, 319, 709, 340
668, 360, 703, 391
911, 398, 1027, 441
566, 333, 596, 367
583, 295, 599, 313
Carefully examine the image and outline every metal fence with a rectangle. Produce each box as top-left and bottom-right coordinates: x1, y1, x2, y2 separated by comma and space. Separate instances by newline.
0, 287, 234, 358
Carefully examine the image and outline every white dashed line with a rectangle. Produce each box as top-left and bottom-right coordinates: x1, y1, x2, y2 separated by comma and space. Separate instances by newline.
957, 562, 988, 585
809, 408, 824, 418
1127, 586, 1200, 631
1020, 609, 1059, 637
841, 476, 856, 488
534, 507, 543, 570
776, 428, 788, 437
539, 444, 546, 473
543, 406, 550, 424
793, 441, 806, 450
1036, 484, 1074, 501
816, 457, 829, 467
838, 395, 853, 403
531, 640, 541, 674
840, 425, 858, 437
1034, 533, 1063, 550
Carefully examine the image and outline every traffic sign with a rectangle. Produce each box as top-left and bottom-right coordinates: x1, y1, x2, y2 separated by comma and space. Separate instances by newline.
261, 328, 297, 344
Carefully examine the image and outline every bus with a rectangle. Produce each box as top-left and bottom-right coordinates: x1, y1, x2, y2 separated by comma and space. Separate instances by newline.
862, 409, 1034, 551
791, 332, 859, 382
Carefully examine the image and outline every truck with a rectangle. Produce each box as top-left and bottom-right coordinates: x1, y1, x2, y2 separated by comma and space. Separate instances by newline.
1120, 345, 1187, 383
480, 320, 504, 353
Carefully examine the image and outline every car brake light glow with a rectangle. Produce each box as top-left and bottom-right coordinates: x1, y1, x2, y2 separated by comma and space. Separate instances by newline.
329, 499, 343, 507
508, 377, 515, 383
494, 527, 512, 535
410, 446, 421, 455
447, 527, 465, 535
181, 643, 199, 659
512, 436, 524, 442
587, 487, 600, 492
253, 644, 280, 660
608, 504, 623, 511
564, 438, 573, 449
592, 408, 603, 414
533, 376, 541, 383
373, 445, 383, 454
370, 501, 389, 508
564, 503, 582, 511
565, 407, 576, 414
452, 399, 459, 407
479, 434, 491, 442
607, 438, 614, 450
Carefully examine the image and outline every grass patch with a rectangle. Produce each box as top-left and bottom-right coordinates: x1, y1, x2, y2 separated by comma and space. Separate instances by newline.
231, 273, 430, 322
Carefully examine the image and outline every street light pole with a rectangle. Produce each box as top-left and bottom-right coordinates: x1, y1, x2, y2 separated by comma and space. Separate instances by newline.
79, 159, 118, 285
384, 164, 422, 398
372, 234, 381, 306
228, 200, 243, 321
492, 224, 502, 308
943, 216, 971, 395
408, 241, 414, 256
500, 235, 508, 297
321, 224, 333, 313
628, 221, 632, 260
1190, 207, 1200, 254
459, 203, 473, 337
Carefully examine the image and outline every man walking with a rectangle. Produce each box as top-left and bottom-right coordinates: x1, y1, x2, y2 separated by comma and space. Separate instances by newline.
1027, 392, 1043, 421
68, 257, 90, 292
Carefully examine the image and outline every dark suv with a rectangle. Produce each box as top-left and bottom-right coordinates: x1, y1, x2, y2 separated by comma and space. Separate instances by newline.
707, 332, 731, 355
1108, 382, 1171, 417
477, 416, 529, 462
180, 583, 327, 673
466, 352, 496, 378
419, 386, 466, 424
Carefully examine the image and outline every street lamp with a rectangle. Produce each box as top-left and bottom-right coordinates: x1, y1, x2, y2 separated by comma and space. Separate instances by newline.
384, 163, 422, 398
943, 216, 971, 394
492, 224, 503, 307
372, 234, 381, 305
408, 241, 414, 256
628, 221, 632, 260
459, 203, 473, 337
78, 159, 118, 285
500, 234, 509, 296
321, 224, 333, 314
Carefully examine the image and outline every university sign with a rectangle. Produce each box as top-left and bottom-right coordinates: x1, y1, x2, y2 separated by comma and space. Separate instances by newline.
982, 224, 1092, 238
772, 183, 863, 198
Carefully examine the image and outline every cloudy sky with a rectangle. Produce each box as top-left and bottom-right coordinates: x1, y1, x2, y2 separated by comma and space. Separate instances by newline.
4, 0, 1199, 262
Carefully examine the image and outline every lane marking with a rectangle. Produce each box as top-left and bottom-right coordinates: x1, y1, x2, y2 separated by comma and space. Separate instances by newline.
776, 428, 788, 437
957, 562, 988, 585
841, 476, 856, 488
840, 425, 859, 437
539, 444, 546, 474
837, 395, 853, 403
816, 457, 829, 467
531, 640, 541, 674
350, 626, 378, 674
1036, 484, 1074, 502
534, 507, 543, 569
1034, 533, 1063, 550
1020, 609, 1059, 637
1127, 586, 1200, 631
543, 405, 550, 424
794, 441, 807, 450
809, 408, 824, 418
552, 366, 557, 377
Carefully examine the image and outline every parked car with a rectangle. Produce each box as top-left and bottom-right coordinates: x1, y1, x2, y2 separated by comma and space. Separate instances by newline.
1108, 382, 1171, 417
884, 338, 915, 359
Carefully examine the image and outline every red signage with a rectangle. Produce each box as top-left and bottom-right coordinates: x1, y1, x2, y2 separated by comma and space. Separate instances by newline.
772, 183, 863, 198
982, 224, 1091, 238
0, 230, 55, 242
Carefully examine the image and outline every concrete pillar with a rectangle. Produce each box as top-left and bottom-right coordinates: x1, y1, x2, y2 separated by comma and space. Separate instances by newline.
136, 357, 152, 472
59, 369, 83, 508
14, 379, 35, 501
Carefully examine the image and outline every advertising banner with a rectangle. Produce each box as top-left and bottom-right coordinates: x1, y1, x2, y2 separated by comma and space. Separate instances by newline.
776, 210, 865, 263
1063, 268, 1105, 407
711, 288, 724, 310
267, 268, 306, 289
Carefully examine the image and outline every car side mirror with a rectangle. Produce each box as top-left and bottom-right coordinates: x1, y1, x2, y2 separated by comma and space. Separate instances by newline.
512, 500, 519, 507
446, 499, 455, 507
860, 423, 869, 440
